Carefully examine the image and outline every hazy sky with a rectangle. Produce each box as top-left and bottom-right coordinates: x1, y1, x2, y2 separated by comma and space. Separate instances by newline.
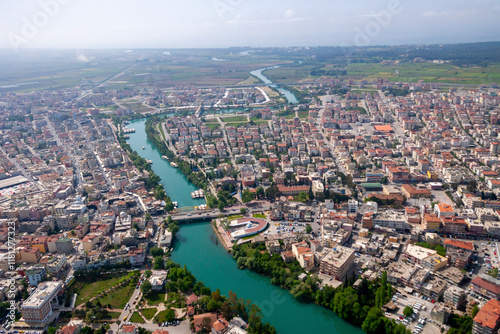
0, 0, 498, 49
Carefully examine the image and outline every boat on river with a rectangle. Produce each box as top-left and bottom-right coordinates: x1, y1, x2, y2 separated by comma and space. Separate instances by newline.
146, 159, 153, 164
170, 162, 178, 168
162, 155, 169, 160
142, 146, 145, 149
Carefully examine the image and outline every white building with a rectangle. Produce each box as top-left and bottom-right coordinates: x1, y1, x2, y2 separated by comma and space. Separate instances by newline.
21, 281, 63, 323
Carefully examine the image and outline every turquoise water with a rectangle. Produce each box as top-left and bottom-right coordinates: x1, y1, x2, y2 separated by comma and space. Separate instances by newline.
127, 118, 363, 334
125, 118, 205, 208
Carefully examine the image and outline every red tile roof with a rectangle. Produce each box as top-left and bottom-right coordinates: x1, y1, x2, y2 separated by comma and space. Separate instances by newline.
474, 299, 500, 329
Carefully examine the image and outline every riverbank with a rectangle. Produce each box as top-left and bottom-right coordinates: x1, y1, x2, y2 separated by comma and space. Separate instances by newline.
212, 219, 233, 252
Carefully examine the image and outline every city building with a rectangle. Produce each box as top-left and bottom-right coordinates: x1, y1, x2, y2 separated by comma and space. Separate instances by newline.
473, 299, 500, 334
319, 246, 355, 282
21, 281, 63, 323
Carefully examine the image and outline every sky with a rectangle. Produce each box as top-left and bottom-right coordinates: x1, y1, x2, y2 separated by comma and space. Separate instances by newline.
0, 0, 499, 50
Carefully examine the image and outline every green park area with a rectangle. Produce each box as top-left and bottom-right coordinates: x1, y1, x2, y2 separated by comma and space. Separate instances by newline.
221, 115, 247, 123
130, 312, 146, 324
142, 291, 166, 306
141, 307, 158, 320
74, 271, 139, 308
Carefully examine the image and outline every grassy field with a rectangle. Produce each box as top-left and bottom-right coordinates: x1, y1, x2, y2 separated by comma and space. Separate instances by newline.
74, 275, 125, 306
235, 75, 261, 86
346, 62, 500, 84
130, 312, 146, 324
142, 292, 166, 306
261, 61, 500, 85
116, 59, 285, 88
204, 123, 220, 130
96, 283, 135, 309
106, 312, 121, 319
141, 307, 158, 320
222, 115, 247, 122
154, 309, 176, 323
118, 99, 157, 113
264, 65, 316, 83
252, 213, 266, 218
297, 111, 309, 119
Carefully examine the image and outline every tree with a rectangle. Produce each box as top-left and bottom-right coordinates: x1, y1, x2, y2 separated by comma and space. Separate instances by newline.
150, 247, 164, 257
241, 189, 255, 203
240, 208, 248, 215
362, 308, 385, 334
144, 269, 152, 278
145, 213, 152, 221
218, 201, 225, 212
471, 304, 480, 318
153, 256, 164, 270
403, 306, 413, 317
305, 225, 313, 234
467, 180, 478, 193
141, 280, 152, 295
256, 187, 265, 199
297, 191, 308, 203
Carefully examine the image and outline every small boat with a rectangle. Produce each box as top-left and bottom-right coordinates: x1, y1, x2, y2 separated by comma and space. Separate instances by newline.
191, 192, 196, 199
142, 146, 145, 149
170, 162, 178, 168
173, 201, 178, 208
146, 159, 153, 164
162, 155, 169, 160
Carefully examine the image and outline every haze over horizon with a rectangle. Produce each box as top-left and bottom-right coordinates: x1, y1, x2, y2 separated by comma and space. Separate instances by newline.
0, 0, 499, 50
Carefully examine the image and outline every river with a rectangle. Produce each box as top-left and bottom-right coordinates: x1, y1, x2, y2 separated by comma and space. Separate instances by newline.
126, 120, 363, 334
250, 67, 299, 104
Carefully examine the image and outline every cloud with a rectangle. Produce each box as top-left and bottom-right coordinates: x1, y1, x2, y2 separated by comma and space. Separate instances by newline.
283, 9, 295, 19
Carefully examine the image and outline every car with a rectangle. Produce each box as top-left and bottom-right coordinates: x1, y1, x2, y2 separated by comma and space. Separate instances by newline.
431, 300, 435, 303
399, 316, 404, 320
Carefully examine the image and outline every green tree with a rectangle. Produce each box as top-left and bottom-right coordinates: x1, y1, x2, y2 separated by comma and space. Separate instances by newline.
403, 306, 413, 317
471, 304, 480, 318
153, 256, 165, 270
240, 208, 248, 215
256, 187, 265, 199
241, 189, 255, 203
218, 201, 225, 212
150, 247, 164, 257
305, 225, 313, 234
297, 191, 308, 202
141, 280, 152, 295
362, 308, 385, 334
145, 213, 152, 221
144, 269, 152, 278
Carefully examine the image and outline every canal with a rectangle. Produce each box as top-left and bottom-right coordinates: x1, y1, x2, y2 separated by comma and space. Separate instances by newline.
126, 119, 363, 334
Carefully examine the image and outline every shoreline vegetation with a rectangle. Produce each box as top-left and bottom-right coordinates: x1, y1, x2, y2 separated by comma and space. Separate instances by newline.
231, 242, 410, 334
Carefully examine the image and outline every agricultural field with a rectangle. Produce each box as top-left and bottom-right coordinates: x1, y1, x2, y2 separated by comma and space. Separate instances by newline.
345, 62, 500, 85
116, 58, 285, 88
